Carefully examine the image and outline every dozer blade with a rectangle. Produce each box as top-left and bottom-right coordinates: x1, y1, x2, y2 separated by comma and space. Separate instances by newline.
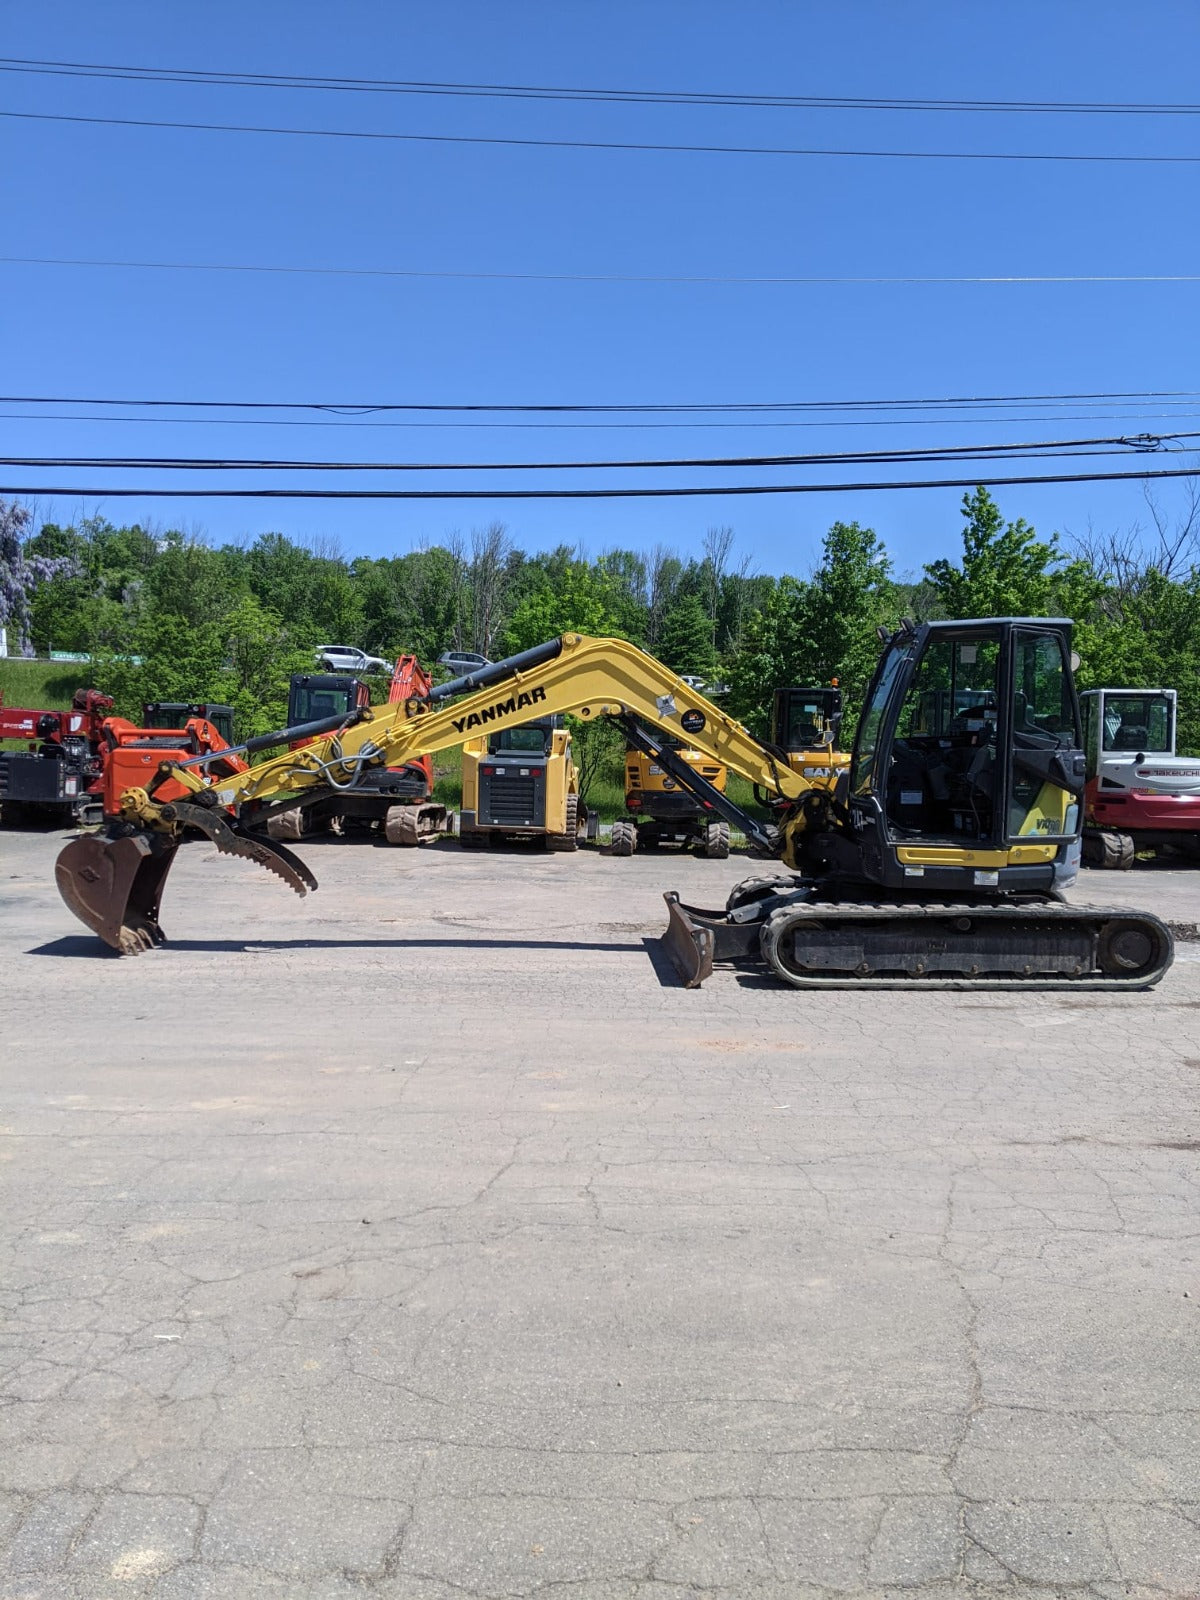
56, 831, 178, 954
662, 892, 716, 989
661, 892, 772, 988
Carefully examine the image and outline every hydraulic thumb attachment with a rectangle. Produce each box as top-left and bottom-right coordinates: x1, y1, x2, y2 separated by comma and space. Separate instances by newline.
54, 706, 355, 954
56, 799, 318, 954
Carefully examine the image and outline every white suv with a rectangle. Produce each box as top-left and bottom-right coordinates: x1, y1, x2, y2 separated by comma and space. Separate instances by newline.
316, 645, 393, 675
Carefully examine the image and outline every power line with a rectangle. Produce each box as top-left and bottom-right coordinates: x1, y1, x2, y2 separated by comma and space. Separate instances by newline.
6, 108, 1199, 166
3, 466, 1197, 501
10, 409, 1200, 434
4, 435, 1194, 473
3, 57, 1199, 117
5, 254, 1199, 286
7, 389, 1197, 415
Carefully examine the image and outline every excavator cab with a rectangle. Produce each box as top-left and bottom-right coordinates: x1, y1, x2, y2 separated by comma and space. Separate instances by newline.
769, 685, 849, 788
842, 618, 1086, 893
286, 675, 369, 725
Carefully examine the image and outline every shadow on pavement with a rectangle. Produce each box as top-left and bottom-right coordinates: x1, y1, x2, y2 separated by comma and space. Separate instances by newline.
29, 934, 650, 959
642, 935, 688, 988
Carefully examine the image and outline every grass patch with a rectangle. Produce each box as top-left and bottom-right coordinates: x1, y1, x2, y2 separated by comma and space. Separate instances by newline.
0, 658, 94, 714
431, 744, 463, 810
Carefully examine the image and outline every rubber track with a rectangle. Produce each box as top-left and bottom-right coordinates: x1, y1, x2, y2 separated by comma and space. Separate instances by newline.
759, 898, 1174, 990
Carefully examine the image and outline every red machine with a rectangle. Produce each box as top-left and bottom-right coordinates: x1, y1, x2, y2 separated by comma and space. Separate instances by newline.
97, 716, 246, 819
267, 654, 446, 844
0, 688, 114, 824
1080, 687, 1200, 866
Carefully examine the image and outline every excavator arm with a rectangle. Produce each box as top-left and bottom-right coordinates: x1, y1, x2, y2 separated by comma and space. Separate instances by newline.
56, 635, 813, 952
145, 634, 806, 815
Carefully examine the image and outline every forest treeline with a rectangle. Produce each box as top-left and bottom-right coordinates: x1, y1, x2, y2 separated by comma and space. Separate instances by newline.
3, 486, 1200, 752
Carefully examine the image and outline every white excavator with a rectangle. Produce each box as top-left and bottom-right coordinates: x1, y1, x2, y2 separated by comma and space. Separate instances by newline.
56, 620, 1172, 990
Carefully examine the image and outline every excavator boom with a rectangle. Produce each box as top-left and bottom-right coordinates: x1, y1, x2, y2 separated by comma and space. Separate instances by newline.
167, 635, 806, 815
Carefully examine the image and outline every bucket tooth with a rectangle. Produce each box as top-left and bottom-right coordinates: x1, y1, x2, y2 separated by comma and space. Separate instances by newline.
55, 832, 177, 953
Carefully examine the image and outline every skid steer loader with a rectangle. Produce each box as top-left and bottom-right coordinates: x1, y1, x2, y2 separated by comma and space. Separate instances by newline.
54, 624, 1172, 991
459, 715, 585, 851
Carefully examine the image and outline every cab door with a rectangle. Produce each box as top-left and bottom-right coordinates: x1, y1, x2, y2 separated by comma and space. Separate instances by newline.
1006, 629, 1085, 842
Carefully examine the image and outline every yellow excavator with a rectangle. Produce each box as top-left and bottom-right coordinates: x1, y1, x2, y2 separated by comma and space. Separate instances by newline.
613, 731, 731, 858
56, 622, 1173, 989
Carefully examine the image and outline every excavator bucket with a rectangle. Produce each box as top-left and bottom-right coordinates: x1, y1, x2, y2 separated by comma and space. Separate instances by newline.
55, 831, 178, 953
56, 805, 321, 954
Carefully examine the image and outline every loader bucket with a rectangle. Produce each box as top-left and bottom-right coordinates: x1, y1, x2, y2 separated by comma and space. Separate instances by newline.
55, 831, 178, 954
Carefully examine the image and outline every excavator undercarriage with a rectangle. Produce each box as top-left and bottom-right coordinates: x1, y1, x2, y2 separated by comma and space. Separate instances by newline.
664, 882, 1173, 990
54, 624, 1174, 991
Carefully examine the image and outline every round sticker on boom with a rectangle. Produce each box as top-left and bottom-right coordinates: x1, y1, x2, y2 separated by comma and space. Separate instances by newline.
680, 708, 706, 735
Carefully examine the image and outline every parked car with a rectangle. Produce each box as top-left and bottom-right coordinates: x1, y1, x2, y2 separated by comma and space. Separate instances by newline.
437, 650, 491, 676
678, 674, 707, 691
315, 645, 393, 675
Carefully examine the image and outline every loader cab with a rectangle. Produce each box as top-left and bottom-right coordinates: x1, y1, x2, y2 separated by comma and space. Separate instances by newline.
486, 716, 558, 757
771, 686, 843, 753
846, 619, 1086, 893
286, 674, 370, 728
142, 702, 235, 746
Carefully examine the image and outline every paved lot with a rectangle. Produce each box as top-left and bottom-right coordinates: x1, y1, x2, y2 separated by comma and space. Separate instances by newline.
2, 826, 1199, 1599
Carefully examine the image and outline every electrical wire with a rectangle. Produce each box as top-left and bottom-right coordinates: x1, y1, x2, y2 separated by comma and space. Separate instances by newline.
3, 466, 1197, 501
7, 389, 1197, 414
4, 57, 1199, 117
6, 108, 1200, 165
2, 434, 1193, 472
10, 410, 1200, 434
5, 254, 1198, 286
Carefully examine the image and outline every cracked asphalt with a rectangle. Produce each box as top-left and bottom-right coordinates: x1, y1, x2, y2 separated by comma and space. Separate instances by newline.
2, 826, 1199, 1599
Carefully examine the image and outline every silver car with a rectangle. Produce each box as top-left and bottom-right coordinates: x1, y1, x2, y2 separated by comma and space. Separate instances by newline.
315, 645, 393, 675
437, 650, 491, 676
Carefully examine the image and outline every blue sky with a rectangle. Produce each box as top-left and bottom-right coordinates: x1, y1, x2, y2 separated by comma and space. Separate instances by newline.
3, 0, 1199, 579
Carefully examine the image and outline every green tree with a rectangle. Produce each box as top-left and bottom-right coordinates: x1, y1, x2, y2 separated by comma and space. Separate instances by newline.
925, 488, 1063, 618
804, 521, 895, 712
725, 522, 894, 732
502, 558, 629, 653
657, 593, 718, 679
